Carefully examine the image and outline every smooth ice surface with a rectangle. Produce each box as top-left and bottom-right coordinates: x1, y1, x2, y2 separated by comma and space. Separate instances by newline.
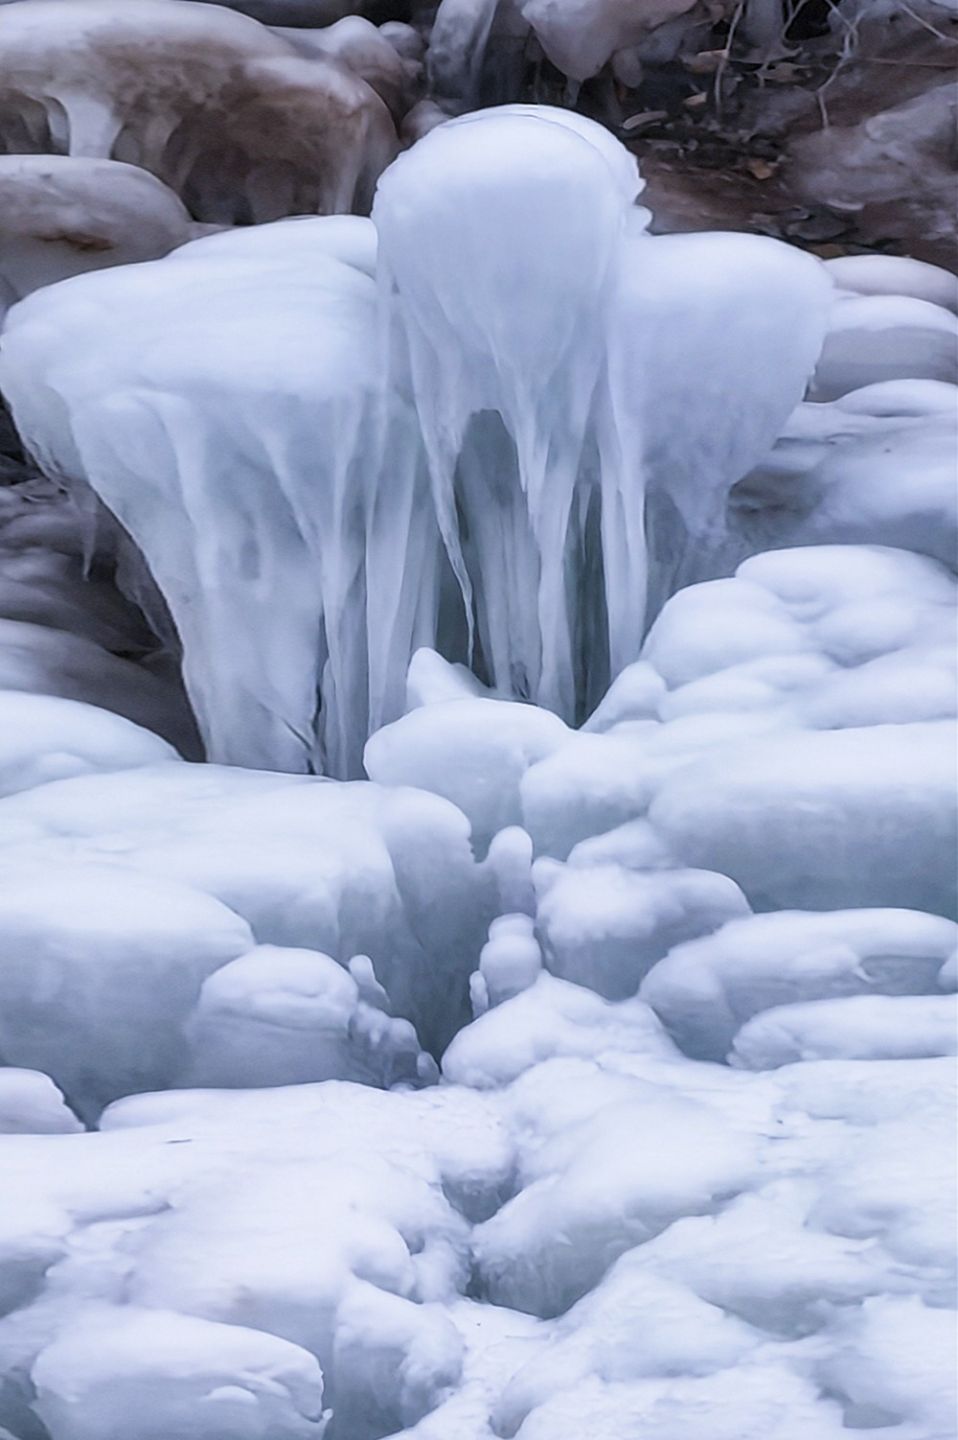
32, 1308, 330, 1440
0, 762, 499, 1056
0, 860, 254, 1117
0, 691, 177, 796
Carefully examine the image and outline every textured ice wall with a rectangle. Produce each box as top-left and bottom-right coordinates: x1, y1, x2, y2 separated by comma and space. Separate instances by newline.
0, 106, 832, 774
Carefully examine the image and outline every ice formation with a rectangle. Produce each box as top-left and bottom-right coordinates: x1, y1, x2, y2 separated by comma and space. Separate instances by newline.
0, 32, 955, 1440
1, 106, 833, 774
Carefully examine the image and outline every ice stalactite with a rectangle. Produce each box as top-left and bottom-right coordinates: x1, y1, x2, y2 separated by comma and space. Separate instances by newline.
1, 106, 832, 775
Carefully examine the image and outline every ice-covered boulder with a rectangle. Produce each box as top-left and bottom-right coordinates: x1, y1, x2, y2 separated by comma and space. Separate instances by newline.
0, 691, 177, 797
810, 290, 958, 401
0, 761, 497, 1053
730, 379, 958, 570
647, 719, 956, 915
442, 973, 676, 1088
365, 698, 570, 852
180, 945, 436, 1089
0, 1069, 81, 1134
32, 1306, 330, 1440
825, 253, 958, 313
641, 908, 958, 1060
534, 860, 750, 999
729, 994, 958, 1068
0, 861, 254, 1116
0, 154, 197, 321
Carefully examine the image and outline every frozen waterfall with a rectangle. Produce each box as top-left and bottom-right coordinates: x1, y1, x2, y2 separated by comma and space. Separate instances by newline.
0, 106, 832, 775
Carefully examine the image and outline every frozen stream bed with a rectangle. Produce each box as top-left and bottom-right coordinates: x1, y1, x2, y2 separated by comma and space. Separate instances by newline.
0, 30, 955, 1440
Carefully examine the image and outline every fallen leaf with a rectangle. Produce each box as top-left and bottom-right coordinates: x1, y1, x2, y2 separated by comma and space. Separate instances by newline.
622, 109, 669, 131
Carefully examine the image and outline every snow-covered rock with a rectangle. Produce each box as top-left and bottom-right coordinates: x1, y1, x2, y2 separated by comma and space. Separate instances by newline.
641, 908, 958, 1059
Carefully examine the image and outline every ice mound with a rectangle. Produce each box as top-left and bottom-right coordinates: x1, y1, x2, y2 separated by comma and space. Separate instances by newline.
0, 1081, 512, 1440
640, 908, 958, 1060
0, 860, 254, 1118
731, 378, 958, 570
729, 993, 958, 1068
533, 860, 750, 999
442, 973, 678, 1088
811, 290, 958, 402
32, 1307, 330, 1440
181, 944, 436, 1089
0, 1070, 81, 1135
0, 761, 498, 1057
0, 105, 832, 774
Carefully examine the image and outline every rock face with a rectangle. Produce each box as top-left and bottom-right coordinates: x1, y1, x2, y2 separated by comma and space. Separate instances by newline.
0, 0, 401, 223
0, 5, 954, 1440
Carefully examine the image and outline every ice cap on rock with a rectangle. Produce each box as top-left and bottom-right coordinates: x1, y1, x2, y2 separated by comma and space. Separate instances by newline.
0, 154, 197, 322
180, 944, 437, 1089
0, 690, 178, 798
728, 993, 958, 1069
640, 908, 958, 1060
31, 1305, 330, 1440
0, 860, 254, 1118
2, 107, 831, 772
